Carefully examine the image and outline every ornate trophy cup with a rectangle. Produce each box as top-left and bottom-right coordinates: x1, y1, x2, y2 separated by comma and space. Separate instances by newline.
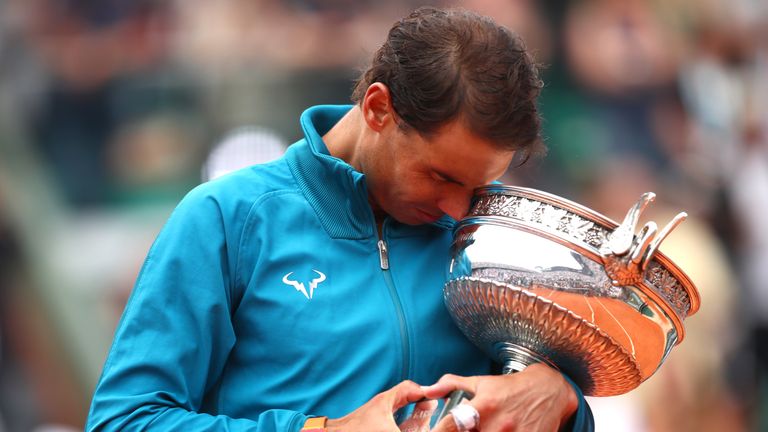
443, 185, 700, 402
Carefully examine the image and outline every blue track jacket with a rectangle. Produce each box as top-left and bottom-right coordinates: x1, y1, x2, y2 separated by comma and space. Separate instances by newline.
87, 105, 594, 431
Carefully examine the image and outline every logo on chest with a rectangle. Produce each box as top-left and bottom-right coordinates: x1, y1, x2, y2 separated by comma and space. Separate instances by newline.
282, 270, 326, 299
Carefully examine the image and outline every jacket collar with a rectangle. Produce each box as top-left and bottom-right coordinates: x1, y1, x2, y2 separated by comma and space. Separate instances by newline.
285, 105, 375, 239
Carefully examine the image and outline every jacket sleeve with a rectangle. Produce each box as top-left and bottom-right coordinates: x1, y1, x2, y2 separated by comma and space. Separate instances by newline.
86, 185, 307, 432
561, 374, 595, 432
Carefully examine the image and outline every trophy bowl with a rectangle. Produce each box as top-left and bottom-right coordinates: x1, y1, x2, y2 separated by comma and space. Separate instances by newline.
445, 185, 701, 396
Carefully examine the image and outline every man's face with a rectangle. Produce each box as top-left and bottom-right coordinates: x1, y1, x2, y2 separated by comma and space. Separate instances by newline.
363, 119, 515, 225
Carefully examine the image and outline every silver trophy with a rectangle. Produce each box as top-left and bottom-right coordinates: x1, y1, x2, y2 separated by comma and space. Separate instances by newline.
440, 185, 700, 412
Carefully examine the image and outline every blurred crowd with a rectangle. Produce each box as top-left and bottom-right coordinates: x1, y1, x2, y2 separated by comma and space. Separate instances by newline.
0, 0, 766, 431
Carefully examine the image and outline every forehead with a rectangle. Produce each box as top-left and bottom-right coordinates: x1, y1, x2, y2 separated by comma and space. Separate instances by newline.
419, 120, 515, 186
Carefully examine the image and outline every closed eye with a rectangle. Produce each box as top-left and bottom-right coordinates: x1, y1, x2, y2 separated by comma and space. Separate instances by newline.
431, 170, 465, 187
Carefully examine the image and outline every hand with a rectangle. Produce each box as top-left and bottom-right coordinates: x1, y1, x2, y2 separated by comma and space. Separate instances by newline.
325, 380, 428, 432
423, 364, 578, 432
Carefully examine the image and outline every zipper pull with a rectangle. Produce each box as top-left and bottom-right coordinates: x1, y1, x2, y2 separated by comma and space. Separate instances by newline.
377, 239, 389, 270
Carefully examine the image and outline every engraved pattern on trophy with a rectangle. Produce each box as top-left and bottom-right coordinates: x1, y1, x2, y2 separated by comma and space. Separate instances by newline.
446, 185, 701, 397
646, 261, 692, 317
470, 193, 611, 250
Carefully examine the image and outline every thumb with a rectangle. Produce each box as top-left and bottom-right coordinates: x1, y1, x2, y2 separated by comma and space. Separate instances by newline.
421, 374, 479, 400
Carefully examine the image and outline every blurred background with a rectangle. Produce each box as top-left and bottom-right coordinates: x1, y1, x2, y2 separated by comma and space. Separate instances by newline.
0, 0, 765, 430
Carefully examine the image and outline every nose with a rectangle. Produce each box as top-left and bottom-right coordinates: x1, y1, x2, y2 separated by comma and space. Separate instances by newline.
437, 191, 472, 221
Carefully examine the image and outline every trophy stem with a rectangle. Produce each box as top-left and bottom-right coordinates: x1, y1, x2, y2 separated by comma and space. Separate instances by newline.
496, 342, 558, 374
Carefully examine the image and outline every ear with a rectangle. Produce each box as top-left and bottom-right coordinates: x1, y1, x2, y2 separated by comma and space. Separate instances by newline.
361, 83, 396, 133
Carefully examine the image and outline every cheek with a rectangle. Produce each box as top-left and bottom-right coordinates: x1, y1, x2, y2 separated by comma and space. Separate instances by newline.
406, 178, 446, 205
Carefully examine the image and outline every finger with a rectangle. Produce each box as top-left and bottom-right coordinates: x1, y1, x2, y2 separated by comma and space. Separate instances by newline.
422, 374, 479, 400
413, 398, 438, 413
389, 380, 428, 410
432, 402, 481, 432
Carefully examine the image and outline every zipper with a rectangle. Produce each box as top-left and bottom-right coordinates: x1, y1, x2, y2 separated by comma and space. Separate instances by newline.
377, 239, 389, 270
377, 220, 411, 383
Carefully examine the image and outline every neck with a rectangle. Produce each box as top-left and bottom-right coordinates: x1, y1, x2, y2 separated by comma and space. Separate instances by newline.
323, 106, 365, 172
322, 106, 386, 222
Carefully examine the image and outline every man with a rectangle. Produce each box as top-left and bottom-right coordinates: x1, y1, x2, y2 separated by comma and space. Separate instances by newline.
87, 7, 594, 431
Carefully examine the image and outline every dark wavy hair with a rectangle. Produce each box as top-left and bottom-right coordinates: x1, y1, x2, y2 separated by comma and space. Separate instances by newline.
352, 7, 545, 159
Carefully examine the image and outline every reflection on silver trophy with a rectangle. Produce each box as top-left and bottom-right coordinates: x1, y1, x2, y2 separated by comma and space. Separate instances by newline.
443, 185, 700, 400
